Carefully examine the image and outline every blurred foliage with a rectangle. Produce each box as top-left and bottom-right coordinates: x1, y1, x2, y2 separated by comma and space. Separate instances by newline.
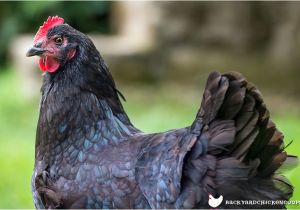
0, 1, 111, 66
0, 69, 299, 208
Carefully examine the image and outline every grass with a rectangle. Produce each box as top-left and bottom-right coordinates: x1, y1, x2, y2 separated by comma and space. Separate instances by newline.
0, 70, 38, 208
0, 70, 299, 208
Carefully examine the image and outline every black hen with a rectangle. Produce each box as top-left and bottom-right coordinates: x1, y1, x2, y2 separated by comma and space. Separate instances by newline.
26, 16, 297, 209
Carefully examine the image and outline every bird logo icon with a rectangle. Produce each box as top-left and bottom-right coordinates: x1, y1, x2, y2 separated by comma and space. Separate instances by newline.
208, 193, 223, 208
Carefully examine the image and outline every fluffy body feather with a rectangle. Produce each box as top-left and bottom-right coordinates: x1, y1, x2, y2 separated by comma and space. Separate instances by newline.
29, 18, 297, 209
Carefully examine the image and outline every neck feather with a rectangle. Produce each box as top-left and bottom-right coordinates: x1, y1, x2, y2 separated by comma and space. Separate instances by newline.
35, 57, 139, 163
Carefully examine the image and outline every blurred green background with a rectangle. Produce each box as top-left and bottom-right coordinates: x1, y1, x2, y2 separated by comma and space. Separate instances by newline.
0, 1, 299, 209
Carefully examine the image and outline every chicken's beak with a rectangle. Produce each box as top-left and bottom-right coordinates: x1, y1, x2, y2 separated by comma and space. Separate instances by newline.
26, 46, 46, 57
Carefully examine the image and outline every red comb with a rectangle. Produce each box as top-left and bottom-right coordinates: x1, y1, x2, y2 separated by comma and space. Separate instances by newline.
34, 16, 64, 44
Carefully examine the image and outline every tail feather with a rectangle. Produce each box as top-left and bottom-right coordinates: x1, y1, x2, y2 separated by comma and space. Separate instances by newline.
277, 155, 299, 174
208, 120, 235, 155
198, 72, 229, 125
188, 71, 297, 208
235, 94, 256, 131
218, 80, 246, 120
273, 174, 294, 197
231, 111, 259, 152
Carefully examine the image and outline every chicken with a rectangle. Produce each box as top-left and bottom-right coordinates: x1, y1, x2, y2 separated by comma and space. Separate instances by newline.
26, 16, 297, 209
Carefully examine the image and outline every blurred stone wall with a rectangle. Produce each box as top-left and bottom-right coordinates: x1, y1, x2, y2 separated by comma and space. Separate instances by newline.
108, 2, 300, 96
11, 1, 300, 98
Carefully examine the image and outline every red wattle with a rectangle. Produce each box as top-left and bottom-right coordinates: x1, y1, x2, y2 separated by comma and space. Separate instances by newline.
45, 56, 60, 73
38, 56, 60, 73
38, 58, 47, 72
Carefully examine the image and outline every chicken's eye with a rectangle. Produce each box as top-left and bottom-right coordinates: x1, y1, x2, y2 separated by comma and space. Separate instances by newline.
54, 37, 63, 44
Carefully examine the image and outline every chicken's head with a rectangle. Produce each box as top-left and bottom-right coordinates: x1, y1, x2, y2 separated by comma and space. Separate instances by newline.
26, 16, 77, 73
